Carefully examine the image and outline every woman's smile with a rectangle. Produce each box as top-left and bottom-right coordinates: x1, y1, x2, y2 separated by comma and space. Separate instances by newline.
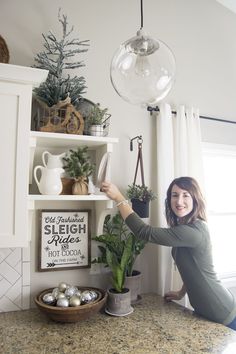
170, 184, 193, 218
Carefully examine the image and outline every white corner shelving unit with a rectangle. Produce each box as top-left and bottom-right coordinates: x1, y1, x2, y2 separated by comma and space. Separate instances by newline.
28, 129, 119, 236
0, 64, 48, 248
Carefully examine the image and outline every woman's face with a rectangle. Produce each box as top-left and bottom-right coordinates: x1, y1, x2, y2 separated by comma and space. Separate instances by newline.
170, 184, 193, 218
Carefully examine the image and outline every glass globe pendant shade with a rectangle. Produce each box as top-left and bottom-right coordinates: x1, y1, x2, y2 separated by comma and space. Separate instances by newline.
110, 29, 176, 106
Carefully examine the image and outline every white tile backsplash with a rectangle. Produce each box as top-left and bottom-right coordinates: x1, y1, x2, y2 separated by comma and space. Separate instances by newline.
0, 249, 11, 262
0, 247, 31, 312
0, 261, 21, 283
23, 246, 30, 262
22, 285, 30, 310
0, 278, 11, 297
22, 261, 30, 286
6, 278, 21, 301
5, 248, 21, 266
0, 296, 21, 312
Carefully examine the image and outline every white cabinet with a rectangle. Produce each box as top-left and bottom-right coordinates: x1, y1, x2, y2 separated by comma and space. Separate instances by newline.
0, 63, 118, 247
0, 64, 48, 247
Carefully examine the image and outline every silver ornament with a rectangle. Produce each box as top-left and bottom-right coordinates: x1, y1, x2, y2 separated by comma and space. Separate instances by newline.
56, 292, 66, 300
69, 295, 81, 307
42, 293, 56, 305
52, 287, 60, 298
81, 290, 93, 304
65, 286, 78, 298
56, 297, 69, 307
89, 290, 98, 301
74, 289, 82, 297
58, 282, 68, 292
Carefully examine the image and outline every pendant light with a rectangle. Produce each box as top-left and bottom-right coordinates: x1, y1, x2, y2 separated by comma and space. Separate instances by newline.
110, 0, 176, 107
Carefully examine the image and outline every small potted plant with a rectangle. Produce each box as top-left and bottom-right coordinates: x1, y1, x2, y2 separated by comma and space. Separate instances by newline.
92, 213, 147, 311
87, 103, 110, 137
126, 184, 156, 218
63, 146, 94, 195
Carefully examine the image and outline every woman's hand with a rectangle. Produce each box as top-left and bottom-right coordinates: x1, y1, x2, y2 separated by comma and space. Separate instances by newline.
101, 181, 134, 220
101, 182, 125, 203
164, 290, 184, 302
164, 284, 187, 302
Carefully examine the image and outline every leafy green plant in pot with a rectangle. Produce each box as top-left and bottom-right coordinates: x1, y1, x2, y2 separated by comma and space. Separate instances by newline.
126, 184, 157, 218
124, 229, 147, 303
92, 213, 146, 313
63, 146, 94, 195
87, 103, 110, 137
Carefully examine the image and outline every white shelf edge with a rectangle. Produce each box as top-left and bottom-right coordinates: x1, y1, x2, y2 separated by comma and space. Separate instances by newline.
0, 63, 48, 87
28, 194, 110, 201
30, 131, 119, 148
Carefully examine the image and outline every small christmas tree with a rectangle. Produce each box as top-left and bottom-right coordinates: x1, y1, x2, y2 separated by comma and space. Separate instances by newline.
33, 9, 89, 107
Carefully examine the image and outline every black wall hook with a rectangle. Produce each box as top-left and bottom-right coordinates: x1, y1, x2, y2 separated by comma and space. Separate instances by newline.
130, 135, 143, 151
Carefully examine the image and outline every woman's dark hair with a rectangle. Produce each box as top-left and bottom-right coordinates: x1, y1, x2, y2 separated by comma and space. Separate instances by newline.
165, 176, 207, 227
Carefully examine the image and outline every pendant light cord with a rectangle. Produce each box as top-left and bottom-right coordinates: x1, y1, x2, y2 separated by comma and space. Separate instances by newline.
140, 0, 143, 29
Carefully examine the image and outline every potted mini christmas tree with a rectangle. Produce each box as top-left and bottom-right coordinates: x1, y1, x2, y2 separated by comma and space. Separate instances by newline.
62, 147, 94, 195
32, 9, 89, 134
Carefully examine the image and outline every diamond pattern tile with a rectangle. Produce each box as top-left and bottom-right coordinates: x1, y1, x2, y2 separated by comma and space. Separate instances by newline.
0, 247, 30, 312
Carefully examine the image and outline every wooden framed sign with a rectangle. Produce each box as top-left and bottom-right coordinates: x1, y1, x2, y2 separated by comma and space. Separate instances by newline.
38, 209, 91, 271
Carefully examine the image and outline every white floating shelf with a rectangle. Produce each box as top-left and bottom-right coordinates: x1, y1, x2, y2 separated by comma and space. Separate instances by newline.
28, 194, 110, 201
30, 131, 119, 148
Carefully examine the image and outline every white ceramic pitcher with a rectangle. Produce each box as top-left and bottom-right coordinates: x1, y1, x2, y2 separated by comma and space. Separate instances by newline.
34, 166, 64, 195
42, 151, 65, 169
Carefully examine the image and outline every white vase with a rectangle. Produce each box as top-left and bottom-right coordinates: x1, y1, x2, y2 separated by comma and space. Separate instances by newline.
42, 151, 65, 169
34, 166, 64, 195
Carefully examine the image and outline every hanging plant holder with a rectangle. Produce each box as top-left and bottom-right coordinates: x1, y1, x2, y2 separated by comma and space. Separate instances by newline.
130, 136, 150, 218
131, 198, 150, 218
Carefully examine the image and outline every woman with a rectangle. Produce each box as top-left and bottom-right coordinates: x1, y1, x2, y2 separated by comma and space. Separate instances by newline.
101, 177, 236, 330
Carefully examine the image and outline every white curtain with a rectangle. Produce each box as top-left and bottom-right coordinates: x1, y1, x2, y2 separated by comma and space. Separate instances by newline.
154, 103, 204, 306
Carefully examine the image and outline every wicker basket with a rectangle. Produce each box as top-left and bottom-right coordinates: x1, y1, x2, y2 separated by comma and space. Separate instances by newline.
32, 97, 84, 135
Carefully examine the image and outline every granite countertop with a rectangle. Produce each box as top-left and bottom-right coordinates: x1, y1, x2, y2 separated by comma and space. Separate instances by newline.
0, 294, 236, 354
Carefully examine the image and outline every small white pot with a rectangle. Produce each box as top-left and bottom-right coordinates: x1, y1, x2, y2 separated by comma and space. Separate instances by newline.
89, 125, 104, 137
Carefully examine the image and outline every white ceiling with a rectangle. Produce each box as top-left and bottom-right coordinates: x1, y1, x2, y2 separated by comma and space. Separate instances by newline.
216, 0, 236, 14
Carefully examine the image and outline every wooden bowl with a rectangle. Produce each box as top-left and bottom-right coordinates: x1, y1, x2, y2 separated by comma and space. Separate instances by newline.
34, 286, 107, 323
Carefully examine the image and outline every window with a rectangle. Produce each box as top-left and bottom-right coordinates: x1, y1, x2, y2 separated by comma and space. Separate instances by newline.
202, 143, 236, 280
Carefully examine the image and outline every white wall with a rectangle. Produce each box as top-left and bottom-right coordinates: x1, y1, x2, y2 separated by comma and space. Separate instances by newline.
1, 0, 236, 303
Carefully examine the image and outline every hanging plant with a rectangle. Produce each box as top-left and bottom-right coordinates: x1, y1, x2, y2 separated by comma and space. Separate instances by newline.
126, 184, 156, 202
128, 136, 156, 218
126, 184, 156, 218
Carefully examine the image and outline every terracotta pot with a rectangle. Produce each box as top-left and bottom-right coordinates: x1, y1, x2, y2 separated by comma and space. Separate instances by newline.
106, 288, 133, 317
72, 177, 88, 195
60, 177, 74, 195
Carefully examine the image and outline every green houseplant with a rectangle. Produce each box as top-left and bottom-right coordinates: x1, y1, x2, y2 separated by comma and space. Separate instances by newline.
87, 103, 110, 137
92, 213, 147, 312
126, 184, 156, 218
63, 146, 94, 195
